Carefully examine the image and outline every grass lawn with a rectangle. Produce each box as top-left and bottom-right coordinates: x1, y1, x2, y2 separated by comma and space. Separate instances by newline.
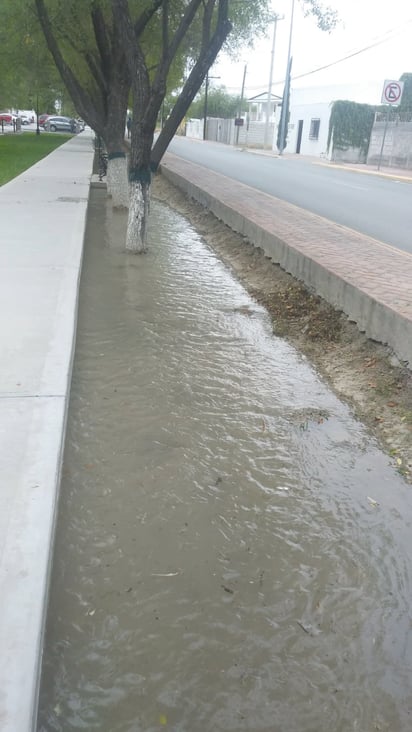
0, 132, 72, 186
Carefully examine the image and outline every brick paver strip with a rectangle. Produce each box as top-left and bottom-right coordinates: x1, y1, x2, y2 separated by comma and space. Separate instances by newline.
163, 153, 412, 320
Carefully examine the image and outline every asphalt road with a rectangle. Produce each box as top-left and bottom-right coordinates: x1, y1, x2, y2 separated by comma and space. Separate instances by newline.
168, 137, 412, 255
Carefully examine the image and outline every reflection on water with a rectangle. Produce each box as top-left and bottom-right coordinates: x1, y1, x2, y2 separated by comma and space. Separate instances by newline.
38, 189, 412, 732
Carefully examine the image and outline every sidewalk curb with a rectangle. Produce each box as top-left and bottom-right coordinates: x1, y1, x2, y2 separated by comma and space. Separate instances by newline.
316, 160, 412, 183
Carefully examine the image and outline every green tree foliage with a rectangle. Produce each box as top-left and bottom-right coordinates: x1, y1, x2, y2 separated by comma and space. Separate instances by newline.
327, 100, 375, 154
188, 86, 246, 119
0, 0, 62, 111
301, 0, 338, 31
399, 73, 412, 120
35, 0, 131, 154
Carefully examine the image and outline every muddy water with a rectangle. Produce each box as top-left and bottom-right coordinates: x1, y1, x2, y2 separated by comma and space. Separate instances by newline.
38, 189, 412, 732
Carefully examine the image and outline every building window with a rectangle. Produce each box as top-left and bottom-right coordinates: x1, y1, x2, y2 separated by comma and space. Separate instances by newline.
309, 118, 320, 140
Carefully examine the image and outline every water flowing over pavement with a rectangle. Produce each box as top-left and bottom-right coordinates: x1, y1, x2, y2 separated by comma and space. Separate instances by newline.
38, 189, 412, 732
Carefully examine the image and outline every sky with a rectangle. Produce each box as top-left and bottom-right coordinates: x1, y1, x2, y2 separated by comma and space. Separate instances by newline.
211, 0, 412, 104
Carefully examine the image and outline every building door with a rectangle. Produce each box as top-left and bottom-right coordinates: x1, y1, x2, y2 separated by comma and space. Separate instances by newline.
296, 120, 304, 153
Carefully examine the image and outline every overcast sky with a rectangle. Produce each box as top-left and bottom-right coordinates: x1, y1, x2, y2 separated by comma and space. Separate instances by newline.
212, 0, 412, 103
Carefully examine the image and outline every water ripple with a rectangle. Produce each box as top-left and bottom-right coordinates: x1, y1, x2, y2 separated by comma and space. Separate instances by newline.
38, 191, 412, 732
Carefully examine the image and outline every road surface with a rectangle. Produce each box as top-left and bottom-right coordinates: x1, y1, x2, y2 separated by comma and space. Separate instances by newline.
168, 137, 412, 255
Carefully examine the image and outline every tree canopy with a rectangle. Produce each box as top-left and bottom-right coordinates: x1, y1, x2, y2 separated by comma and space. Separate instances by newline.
1, 0, 340, 251
399, 73, 412, 120
188, 85, 247, 119
0, 0, 62, 112
2, 0, 339, 117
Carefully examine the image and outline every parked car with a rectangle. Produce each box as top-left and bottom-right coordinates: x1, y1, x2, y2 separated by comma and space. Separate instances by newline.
16, 110, 35, 125
0, 112, 13, 124
44, 115, 75, 132
38, 114, 51, 127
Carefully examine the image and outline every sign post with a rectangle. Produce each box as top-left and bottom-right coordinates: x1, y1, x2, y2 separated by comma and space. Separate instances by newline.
377, 80, 404, 170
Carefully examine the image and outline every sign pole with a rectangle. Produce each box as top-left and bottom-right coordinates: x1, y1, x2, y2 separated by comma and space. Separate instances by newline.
377, 79, 404, 171
377, 105, 391, 171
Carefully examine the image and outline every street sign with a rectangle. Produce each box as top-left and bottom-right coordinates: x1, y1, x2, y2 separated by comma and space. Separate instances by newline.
381, 80, 404, 105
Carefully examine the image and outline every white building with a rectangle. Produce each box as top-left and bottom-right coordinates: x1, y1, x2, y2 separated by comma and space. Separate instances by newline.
247, 91, 282, 123
280, 81, 382, 157
185, 81, 384, 156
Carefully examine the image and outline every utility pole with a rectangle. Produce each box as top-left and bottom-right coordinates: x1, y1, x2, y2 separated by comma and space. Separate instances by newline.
36, 92, 40, 136
277, 56, 293, 153
203, 73, 209, 141
236, 64, 247, 147
203, 73, 220, 141
278, 0, 295, 154
264, 15, 284, 150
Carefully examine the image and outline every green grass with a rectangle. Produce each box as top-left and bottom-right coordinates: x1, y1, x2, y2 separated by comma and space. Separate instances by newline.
0, 132, 72, 186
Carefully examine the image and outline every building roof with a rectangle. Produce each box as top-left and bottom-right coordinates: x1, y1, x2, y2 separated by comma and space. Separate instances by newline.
247, 91, 283, 103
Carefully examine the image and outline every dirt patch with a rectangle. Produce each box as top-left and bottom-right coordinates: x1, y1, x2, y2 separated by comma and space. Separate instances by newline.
153, 173, 412, 482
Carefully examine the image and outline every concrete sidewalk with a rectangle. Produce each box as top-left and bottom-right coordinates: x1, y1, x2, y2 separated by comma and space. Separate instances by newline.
0, 131, 94, 731
161, 152, 412, 367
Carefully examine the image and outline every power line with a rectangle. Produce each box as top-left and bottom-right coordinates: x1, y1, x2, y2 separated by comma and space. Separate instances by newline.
222, 18, 412, 93
290, 19, 412, 83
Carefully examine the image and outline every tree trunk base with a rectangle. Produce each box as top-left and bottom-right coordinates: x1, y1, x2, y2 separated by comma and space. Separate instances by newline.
126, 180, 151, 253
107, 156, 129, 209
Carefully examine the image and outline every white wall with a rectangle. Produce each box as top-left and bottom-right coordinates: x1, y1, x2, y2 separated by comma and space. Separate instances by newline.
185, 118, 203, 139
275, 82, 383, 157
283, 101, 331, 156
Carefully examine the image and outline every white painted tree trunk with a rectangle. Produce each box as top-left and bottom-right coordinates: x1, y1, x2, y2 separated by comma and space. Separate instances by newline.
106, 159, 113, 198
107, 156, 129, 209
126, 180, 151, 253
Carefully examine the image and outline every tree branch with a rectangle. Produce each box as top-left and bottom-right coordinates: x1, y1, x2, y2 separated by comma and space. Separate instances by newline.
161, 0, 169, 60
111, 0, 151, 109
150, 0, 204, 107
83, 50, 107, 97
202, 0, 215, 47
151, 0, 231, 167
91, 3, 111, 75
134, 0, 164, 37
168, 0, 204, 61
35, 0, 104, 129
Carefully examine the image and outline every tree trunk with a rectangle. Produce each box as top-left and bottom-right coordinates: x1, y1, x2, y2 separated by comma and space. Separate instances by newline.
126, 112, 154, 250
104, 68, 130, 207
107, 154, 129, 208
35, 0, 131, 207
126, 180, 151, 253
111, 0, 232, 250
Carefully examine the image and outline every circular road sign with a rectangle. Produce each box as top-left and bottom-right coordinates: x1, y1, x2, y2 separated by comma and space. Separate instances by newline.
381, 80, 404, 105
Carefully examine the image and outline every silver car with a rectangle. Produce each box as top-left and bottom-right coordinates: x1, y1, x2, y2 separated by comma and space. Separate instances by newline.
44, 116, 75, 132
